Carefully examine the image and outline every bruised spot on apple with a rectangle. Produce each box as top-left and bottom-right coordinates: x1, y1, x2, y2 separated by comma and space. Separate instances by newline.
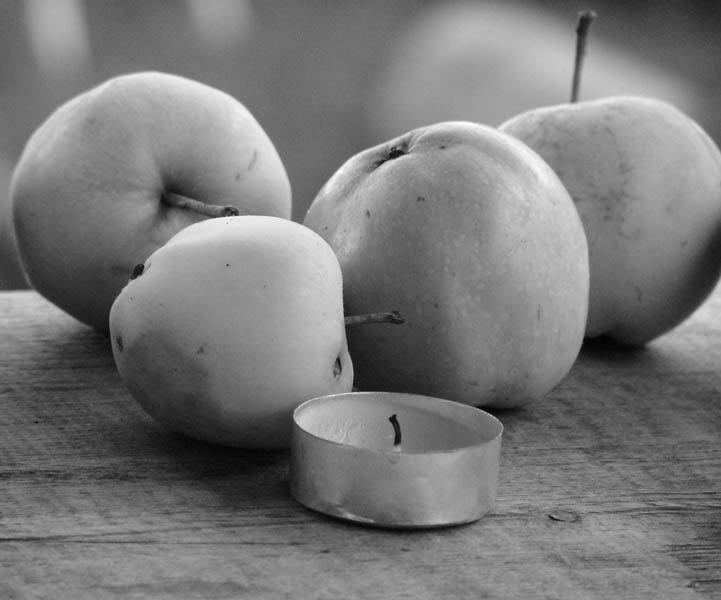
11, 71, 292, 332
304, 121, 590, 409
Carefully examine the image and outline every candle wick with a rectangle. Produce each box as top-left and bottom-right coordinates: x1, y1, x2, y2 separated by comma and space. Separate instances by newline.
389, 414, 402, 448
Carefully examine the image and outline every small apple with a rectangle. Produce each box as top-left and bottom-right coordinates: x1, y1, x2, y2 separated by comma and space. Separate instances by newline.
501, 96, 721, 345
11, 71, 291, 332
109, 216, 352, 449
0, 155, 28, 289
304, 121, 589, 409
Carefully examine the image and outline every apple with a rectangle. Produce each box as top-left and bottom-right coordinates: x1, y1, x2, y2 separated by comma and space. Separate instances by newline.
500, 96, 721, 345
0, 155, 28, 289
109, 216, 353, 449
11, 71, 291, 332
304, 121, 589, 409
365, 2, 705, 141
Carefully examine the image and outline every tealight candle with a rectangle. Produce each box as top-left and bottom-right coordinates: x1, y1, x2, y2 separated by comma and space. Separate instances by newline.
289, 391, 503, 528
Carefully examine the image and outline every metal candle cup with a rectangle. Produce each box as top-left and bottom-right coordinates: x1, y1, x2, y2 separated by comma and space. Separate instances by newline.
289, 391, 503, 528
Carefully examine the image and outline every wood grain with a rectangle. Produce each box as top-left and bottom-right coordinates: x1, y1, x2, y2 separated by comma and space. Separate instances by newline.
1, 289, 720, 599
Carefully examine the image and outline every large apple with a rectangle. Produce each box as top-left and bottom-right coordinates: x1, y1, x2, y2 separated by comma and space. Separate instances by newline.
11, 71, 291, 331
109, 216, 352, 449
500, 96, 721, 345
304, 121, 589, 409
365, 2, 706, 141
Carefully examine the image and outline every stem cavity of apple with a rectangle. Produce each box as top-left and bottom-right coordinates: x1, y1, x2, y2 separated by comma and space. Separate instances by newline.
570, 9, 597, 103
162, 191, 240, 218
374, 145, 408, 167
344, 311, 405, 326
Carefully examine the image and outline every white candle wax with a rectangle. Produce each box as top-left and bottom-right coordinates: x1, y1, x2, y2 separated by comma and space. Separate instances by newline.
289, 391, 503, 528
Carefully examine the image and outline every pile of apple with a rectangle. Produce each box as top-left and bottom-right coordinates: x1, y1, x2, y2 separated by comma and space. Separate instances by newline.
9, 33, 721, 449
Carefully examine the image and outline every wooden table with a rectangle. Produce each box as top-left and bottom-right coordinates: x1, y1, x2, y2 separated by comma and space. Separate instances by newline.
1, 289, 719, 599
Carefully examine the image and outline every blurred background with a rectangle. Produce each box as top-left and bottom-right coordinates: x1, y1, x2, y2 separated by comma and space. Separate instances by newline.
1, 0, 720, 289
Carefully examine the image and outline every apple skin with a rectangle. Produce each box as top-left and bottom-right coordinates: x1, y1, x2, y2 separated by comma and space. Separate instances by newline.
500, 96, 721, 345
11, 71, 291, 332
304, 121, 589, 409
109, 216, 353, 449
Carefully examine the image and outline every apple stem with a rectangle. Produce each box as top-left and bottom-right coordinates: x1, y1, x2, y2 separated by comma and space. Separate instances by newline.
389, 414, 402, 449
344, 311, 405, 326
162, 191, 240, 218
570, 9, 597, 103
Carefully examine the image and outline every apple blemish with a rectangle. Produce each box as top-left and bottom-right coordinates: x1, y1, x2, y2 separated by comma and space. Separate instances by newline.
130, 263, 145, 280
247, 149, 258, 171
